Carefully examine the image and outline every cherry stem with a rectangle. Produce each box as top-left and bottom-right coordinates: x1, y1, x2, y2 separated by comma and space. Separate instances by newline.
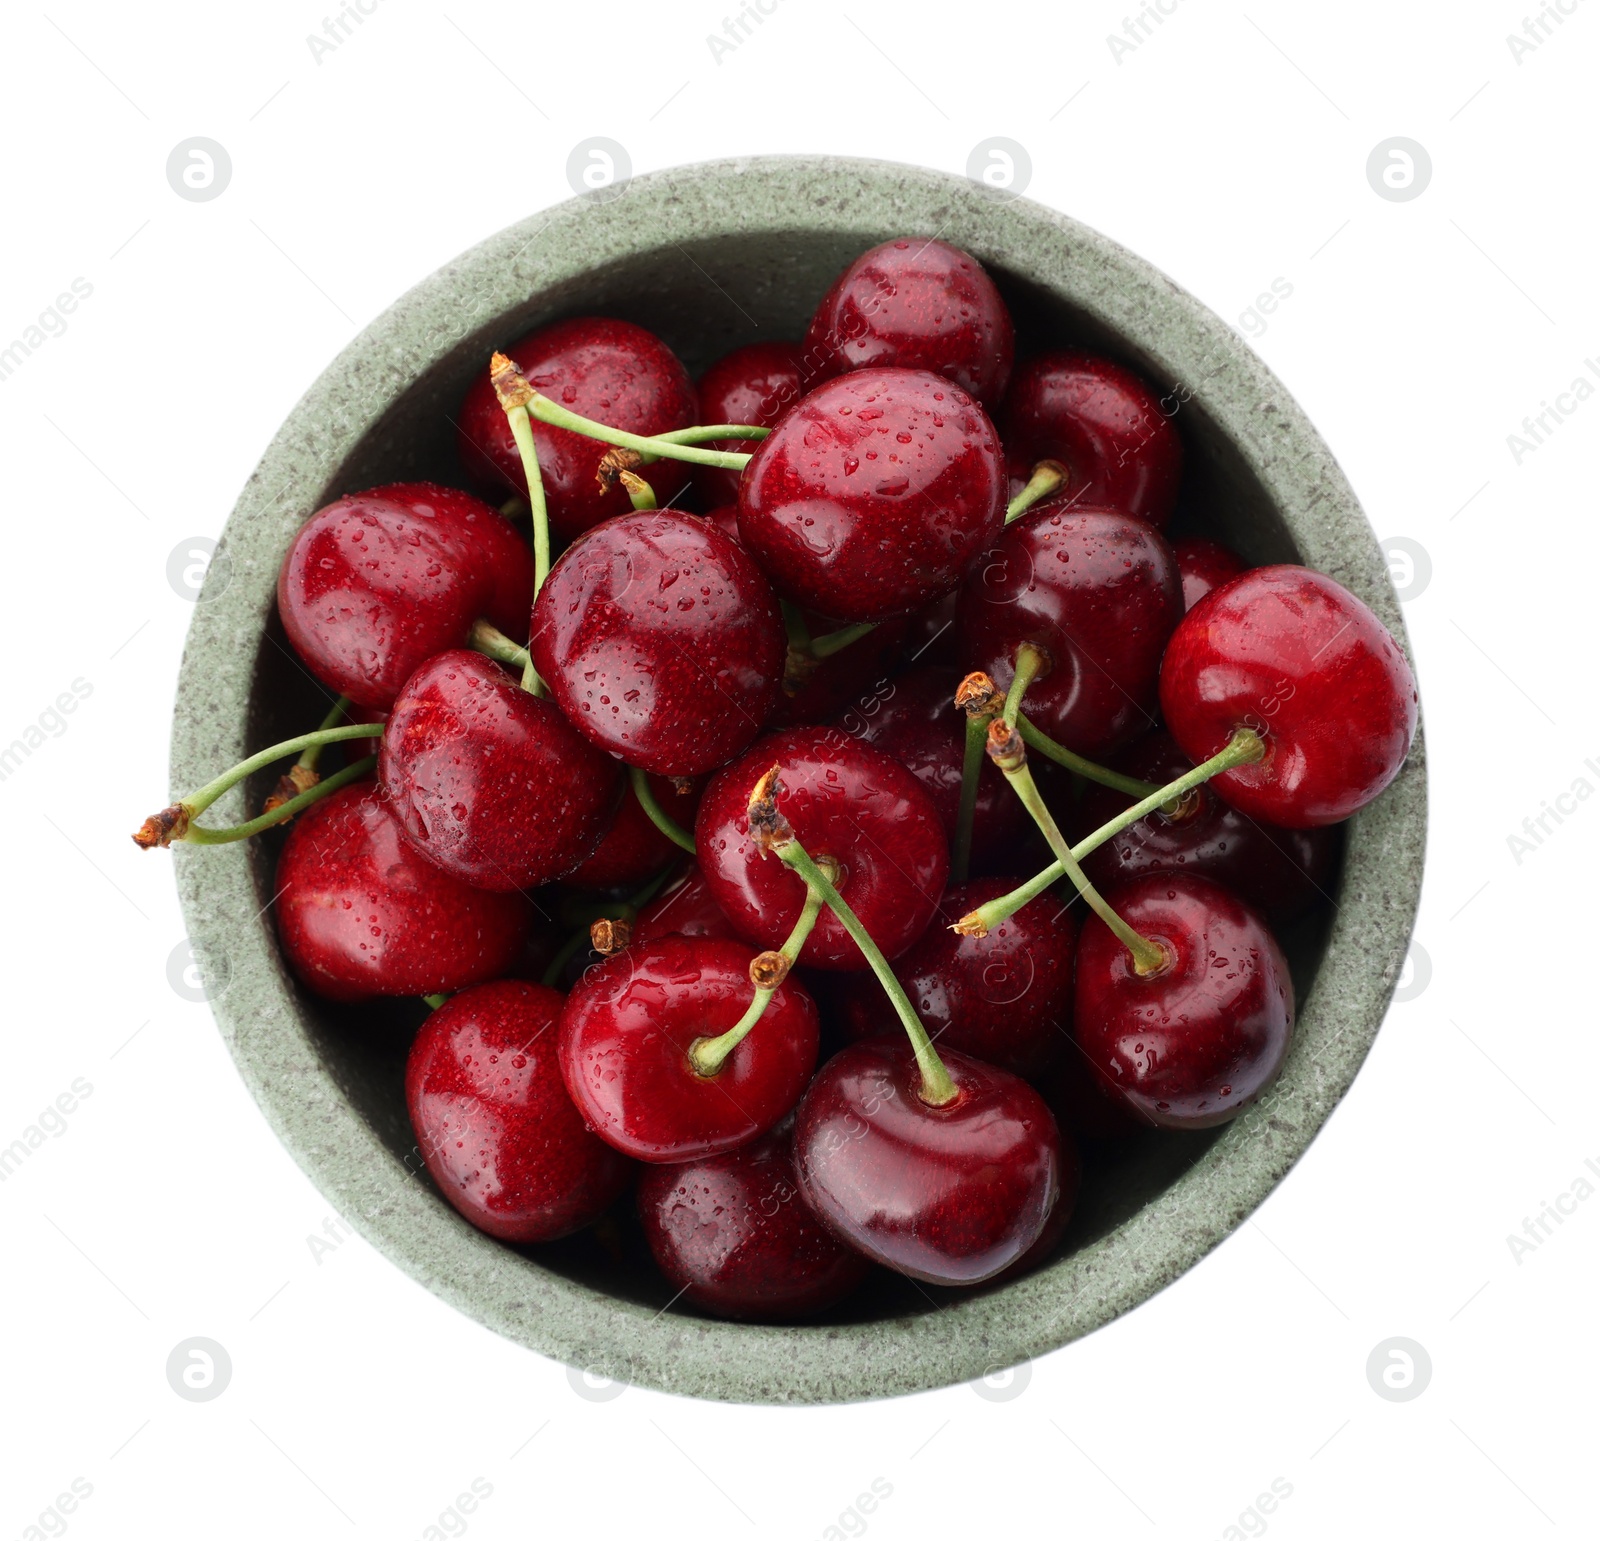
540, 864, 678, 987
1003, 642, 1049, 728
629, 765, 696, 854
688, 875, 829, 1077
261, 694, 352, 816
422, 993, 449, 1010
960, 728, 1268, 937
298, 695, 351, 772
469, 619, 531, 673
618, 470, 657, 511
1015, 714, 1166, 801
524, 392, 754, 470
951, 671, 1002, 884
1005, 460, 1068, 523
781, 602, 813, 652
807, 621, 877, 660
183, 755, 378, 846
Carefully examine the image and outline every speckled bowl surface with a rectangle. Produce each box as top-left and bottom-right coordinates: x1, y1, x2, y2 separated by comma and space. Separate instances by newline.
172, 155, 1426, 1404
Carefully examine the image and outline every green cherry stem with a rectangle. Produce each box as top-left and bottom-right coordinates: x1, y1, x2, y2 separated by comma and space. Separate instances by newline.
951, 672, 1002, 884
421, 993, 450, 1010
1003, 641, 1049, 728
618, 469, 657, 511
261, 693, 351, 814
1015, 714, 1165, 800
183, 755, 378, 846
807, 621, 877, 660
468, 619, 532, 673
1004, 459, 1068, 523
524, 391, 754, 471
629, 765, 696, 854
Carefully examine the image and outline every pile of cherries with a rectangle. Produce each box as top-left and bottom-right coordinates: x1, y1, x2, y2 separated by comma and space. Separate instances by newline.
140, 236, 1418, 1320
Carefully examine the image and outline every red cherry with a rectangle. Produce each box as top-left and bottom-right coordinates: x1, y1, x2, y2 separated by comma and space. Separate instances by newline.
406, 981, 633, 1243
378, 650, 622, 891
636, 1124, 871, 1321
277, 483, 534, 710
557, 936, 820, 1162
1159, 565, 1419, 828
737, 367, 1006, 623
565, 776, 703, 894
692, 341, 808, 506
1074, 872, 1294, 1129
988, 1136, 1083, 1283
802, 238, 1015, 409
456, 317, 697, 538
631, 864, 738, 945
695, 727, 949, 971
839, 878, 1076, 1078
1000, 350, 1182, 528
957, 503, 1182, 757
1172, 534, 1247, 611
529, 510, 785, 777
275, 781, 529, 1002
1078, 729, 1338, 923
794, 1039, 1061, 1285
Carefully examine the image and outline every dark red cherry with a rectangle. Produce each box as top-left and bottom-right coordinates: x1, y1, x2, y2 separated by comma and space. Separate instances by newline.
275, 781, 529, 1002
277, 483, 534, 710
794, 1039, 1061, 1285
456, 317, 697, 538
1078, 730, 1338, 923
1074, 872, 1294, 1129
1039, 1050, 1150, 1140
1160, 565, 1419, 828
695, 727, 949, 971
737, 367, 1006, 623
636, 1124, 871, 1321
988, 1135, 1082, 1284
406, 981, 633, 1243
529, 510, 785, 777
833, 667, 1029, 868
564, 775, 703, 894
802, 238, 1015, 409
1001, 350, 1182, 529
631, 864, 739, 945
839, 878, 1076, 1078
378, 650, 621, 891
1172, 535, 1248, 611
957, 503, 1182, 758
557, 936, 820, 1162
692, 341, 808, 506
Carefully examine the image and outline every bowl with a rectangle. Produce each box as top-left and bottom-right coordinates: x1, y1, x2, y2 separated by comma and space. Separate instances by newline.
171, 155, 1426, 1403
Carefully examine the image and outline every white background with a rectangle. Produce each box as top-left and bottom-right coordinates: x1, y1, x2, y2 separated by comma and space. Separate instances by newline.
2, 1, 1595, 1537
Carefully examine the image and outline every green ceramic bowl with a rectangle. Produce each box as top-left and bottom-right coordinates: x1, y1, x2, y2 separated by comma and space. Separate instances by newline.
172, 155, 1426, 1404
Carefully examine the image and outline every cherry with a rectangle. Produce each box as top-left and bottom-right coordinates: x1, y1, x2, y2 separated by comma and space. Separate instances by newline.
636, 1123, 871, 1320
406, 981, 633, 1243
988, 1135, 1083, 1283
456, 317, 697, 538
957, 503, 1182, 758
692, 341, 808, 506
737, 367, 1006, 623
558, 935, 820, 1162
1159, 565, 1419, 828
275, 781, 530, 1002
771, 614, 912, 730
794, 1039, 1061, 1285
565, 775, 703, 894
529, 510, 785, 777
1074, 872, 1294, 1129
1172, 534, 1247, 611
802, 238, 1015, 409
277, 483, 534, 710
1000, 350, 1182, 529
1039, 1051, 1150, 1140
631, 864, 739, 945
1078, 729, 1338, 923
378, 650, 621, 891
838, 878, 1075, 1078
695, 726, 949, 971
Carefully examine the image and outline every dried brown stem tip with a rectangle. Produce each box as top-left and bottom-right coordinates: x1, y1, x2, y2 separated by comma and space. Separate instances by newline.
262, 764, 320, 817
589, 917, 631, 955
489, 352, 534, 411
132, 803, 190, 850
950, 910, 990, 939
595, 446, 644, 491
956, 671, 1000, 720
748, 950, 791, 990
747, 765, 794, 853
985, 718, 1027, 774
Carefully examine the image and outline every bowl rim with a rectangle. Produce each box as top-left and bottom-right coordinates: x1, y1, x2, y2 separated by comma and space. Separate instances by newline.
172, 153, 1427, 1404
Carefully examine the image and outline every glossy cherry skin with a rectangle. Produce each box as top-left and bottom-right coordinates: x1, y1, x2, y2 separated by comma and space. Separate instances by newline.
406, 981, 634, 1243
379, 651, 621, 891
631, 864, 739, 945
794, 1040, 1061, 1285
456, 316, 697, 538
802, 238, 1015, 410
529, 510, 785, 777
989, 1134, 1083, 1283
839, 879, 1076, 1078
957, 503, 1183, 758
1074, 872, 1294, 1129
692, 341, 808, 506
275, 782, 530, 1002
1172, 535, 1248, 611
637, 1125, 871, 1321
1000, 350, 1182, 529
1160, 565, 1419, 828
565, 775, 703, 894
1078, 730, 1338, 923
558, 936, 820, 1162
277, 483, 535, 710
833, 666, 1029, 868
737, 367, 1007, 623
695, 727, 949, 971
